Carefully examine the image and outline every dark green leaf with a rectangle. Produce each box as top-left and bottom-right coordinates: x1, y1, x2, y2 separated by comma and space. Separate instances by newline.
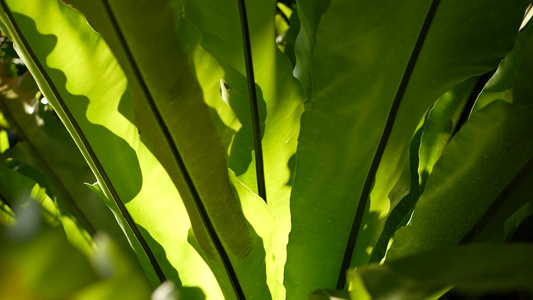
387, 21, 533, 260
349, 244, 533, 300
286, 0, 528, 297
309, 288, 350, 300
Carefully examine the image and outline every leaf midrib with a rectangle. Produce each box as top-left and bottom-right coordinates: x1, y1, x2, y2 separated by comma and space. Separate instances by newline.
336, 0, 442, 289
0, 0, 166, 284
101, 1, 246, 298
237, 0, 267, 203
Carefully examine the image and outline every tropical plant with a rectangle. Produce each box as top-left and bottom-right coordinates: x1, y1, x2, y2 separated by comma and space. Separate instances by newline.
0, 0, 532, 299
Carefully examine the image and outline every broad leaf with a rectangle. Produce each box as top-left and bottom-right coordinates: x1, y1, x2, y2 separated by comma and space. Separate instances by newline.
181, 0, 305, 294
386, 25, 533, 259
0, 0, 222, 296
0, 60, 138, 260
2, 0, 532, 299
64, 0, 283, 298
370, 76, 479, 263
349, 244, 533, 300
286, 0, 528, 297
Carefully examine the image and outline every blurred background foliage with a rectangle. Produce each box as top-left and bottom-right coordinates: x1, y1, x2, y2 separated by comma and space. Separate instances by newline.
0, 33, 156, 300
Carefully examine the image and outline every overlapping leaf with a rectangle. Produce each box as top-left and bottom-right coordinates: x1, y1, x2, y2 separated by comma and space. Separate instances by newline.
349, 244, 533, 300
2, 0, 532, 299
181, 0, 305, 294
387, 23, 533, 259
286, 0, 528, 297
0, 60, 141, 259
0, 0, 223, 296
369, 77, 479, 263
65, 0, 285, 298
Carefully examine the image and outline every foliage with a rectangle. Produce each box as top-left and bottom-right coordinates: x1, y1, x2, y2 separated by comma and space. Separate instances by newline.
0, 0, 532, 299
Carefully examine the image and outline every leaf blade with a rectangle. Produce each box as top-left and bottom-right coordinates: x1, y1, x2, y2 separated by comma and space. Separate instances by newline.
350, 244, 533, 300
0, 0, 204, 289
67, 0, 278, 298
387, 23, 533, 259
286, 0, 528, 297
